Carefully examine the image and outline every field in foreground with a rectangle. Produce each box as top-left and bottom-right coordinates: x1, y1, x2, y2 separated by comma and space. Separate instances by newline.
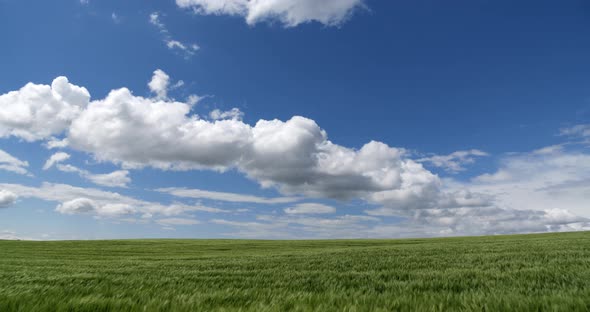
1, 232, 589, 311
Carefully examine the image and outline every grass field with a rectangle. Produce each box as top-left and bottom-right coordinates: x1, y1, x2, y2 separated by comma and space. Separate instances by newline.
1, 232, 589, 311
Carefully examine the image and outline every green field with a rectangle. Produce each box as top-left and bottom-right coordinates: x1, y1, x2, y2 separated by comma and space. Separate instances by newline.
1, 232, 589, 311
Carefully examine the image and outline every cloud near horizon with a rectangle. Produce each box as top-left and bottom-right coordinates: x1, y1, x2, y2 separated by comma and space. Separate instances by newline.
0, 70, 589, 238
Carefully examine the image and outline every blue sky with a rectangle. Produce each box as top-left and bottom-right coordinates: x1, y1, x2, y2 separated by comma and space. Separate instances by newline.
0, 0, 589, 240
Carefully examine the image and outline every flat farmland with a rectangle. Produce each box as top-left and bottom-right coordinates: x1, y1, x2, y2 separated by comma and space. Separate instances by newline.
1, 232, 589, 311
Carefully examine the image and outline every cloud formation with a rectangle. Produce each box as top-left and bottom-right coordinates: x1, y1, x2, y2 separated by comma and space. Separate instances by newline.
148, 69, 171, 99
57, 198, 135, 217
418, 149, 488, 173
43, 152, 71, 170
56, 164, 131, 188
158, 187, 298, 204
0, 149, 30, 175
157, 218, 200, 226
2, 71, 589, 238
64, 80, 443, 212
560, 124, 590, 138
452, 146, 590, 219
42, 152, 131, 188
150, 12, 199, 58
0, 77, 89, 141
284, 203, 336, 214
0, 190, 17, 208
0, 182, 228, 218
176, 0, 365, 27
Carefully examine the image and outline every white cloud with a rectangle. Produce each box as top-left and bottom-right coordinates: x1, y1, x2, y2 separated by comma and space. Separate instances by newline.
56, 163, 132, 188
209, 108, 244, 120
166, 41, 200, 56
56, 198, 135, 217
56, 198, 98, 214
0, 77, 89, 141
147, 69, 190, 101
187, 94, 204, 106
66, 84, 442, 209
150, 12, 199, 58
362, 144, 590, 237
284, 203, 336, 214
157, 187, 299, 204
532, 144, 564, 155
2, 72, 589, 238
0, 230, 21, 240
79, 0, 89, 5
560, 124, 590, 138
213, 214, 379, 238
157, 218, 200, 226
418, 149, 488, 173
171, 80, 185, 90
450, 146, 590, 219
67, 86, 252, 171
176, 0, 365, 27
149, 12, 166, 30
48, 161, 131, 188
0, 149, 30, 175
0, 190, 17, 208
43, 152, 71, 170
85, 170, 131, 188
148, 69, 170, 99
11, 72, 561, 221
212, 203, 588, 239
45, 137, 69, 149
0, 182, 228, 219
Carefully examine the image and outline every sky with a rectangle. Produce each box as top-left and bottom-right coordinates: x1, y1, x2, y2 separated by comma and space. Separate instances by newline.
0, 0, 589, 240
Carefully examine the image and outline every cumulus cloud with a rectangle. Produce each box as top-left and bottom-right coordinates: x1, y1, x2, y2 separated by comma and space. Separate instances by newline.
43, 152, 71, 170
418, 149, 488, 173
284, 203, 336, 214
0, 77, 89, 141
67, 87, 252, 171
0, 190, 17, 208
157, 187, 298, 204
176, 0, 365, 27
56, 198, 98, 214
3, 72, 589, 238
56, 198, 135, 217
65, 83, 442, 210
148, 69, 170, 99
0, 149, 30, 175
150, 12, 199, 58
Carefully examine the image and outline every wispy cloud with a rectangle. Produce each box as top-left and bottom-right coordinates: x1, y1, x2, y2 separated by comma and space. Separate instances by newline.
149, 12, 199, 59
0, 182, 230, 220
158, 187, 300, 204
0, 149, 30, 175
418, 149, 488, 173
